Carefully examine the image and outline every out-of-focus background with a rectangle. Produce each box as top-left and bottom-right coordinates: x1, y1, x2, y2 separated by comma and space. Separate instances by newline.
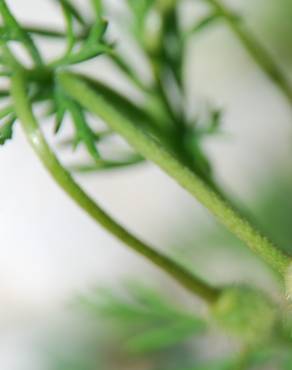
1, 0, 292, 369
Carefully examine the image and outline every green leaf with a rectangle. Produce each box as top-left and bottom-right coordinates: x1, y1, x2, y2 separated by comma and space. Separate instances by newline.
195, 109, 223, 137
0, 105, 13, 120
53, 43, 110, 67
123, 281, 195, 320
80, 289, 157, 324
85, 18, 108, 47
68, 155, 144, 173
126, 0, 155, 39
0, 0, 43, 65
0, 115, 15, 145
125, 318, 204, 354
183, 134, 212, 180
58, 128, 111, 148
59, 0, 75, 54
66, 99, 100, 160
184, 12, 220, 39
57, 0, 86, 26
80, 281, 206, 357
127, 0, 155, 21
54, 86, 67, 133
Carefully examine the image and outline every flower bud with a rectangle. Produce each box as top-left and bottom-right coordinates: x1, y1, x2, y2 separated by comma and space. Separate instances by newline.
211, 286, 276, 344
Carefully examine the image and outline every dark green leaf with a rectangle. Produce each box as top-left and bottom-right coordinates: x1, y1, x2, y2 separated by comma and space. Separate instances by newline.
60, 0, 75, 54
57, 0, 86, 26
53, 43, 110, 67
54, 86, 67, 133
68, 155, 144, 173
0, 0, 43, 65
0, 115, 15, 145
58, 129, 110, 148
66, 99, 100, 160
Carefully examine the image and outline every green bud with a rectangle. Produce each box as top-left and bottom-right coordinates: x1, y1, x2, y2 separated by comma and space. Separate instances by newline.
211, 286, 276, 344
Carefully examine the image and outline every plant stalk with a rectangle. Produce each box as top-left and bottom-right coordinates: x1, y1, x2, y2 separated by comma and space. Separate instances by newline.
59, 72, 291, 276
11, 69, 220, 305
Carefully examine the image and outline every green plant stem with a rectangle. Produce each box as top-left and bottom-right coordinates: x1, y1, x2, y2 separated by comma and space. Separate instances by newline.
11, 69, 220, 305
205, 0, 292, 104
59, 72, 291, 276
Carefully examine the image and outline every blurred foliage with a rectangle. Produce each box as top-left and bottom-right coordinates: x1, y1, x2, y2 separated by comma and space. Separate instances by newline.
74, 282, 233, 370
247, 0, 292, 65
46, 167, 292, 370
50, 278, 292, 370
1, 0, 292, 369
41, 0, 292, 369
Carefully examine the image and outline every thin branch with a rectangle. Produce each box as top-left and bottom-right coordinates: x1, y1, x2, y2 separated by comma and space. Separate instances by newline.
204, 0, 292, 104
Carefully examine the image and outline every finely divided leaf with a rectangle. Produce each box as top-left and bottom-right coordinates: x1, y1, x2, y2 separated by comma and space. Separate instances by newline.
66, 99, 100, 160
57, 0, 86, 26
0, 116, 15, 145
125, 318, 205, 353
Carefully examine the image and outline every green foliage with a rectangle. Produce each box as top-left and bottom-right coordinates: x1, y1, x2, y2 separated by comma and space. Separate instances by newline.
80, 282, 206, 355
0, 0, 223, 180
0, 0, 42, 65
76, 282, 237, 370
0, 115, 15, 145
64, 97, 100, 160
58, 0, 86, 27
1, 1, 292, 369
0, 0, 144, 171
126, 0, 155, 41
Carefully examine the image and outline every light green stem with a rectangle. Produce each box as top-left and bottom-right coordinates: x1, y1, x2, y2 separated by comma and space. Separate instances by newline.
59, 72, 291, 276
11, 70, 219, 304
205, 0, 292, 104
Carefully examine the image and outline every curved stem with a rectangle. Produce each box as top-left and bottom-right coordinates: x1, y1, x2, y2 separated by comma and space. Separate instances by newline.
205, 0, 292, 104
59, 72, 291, 276
11, 69, 220, 305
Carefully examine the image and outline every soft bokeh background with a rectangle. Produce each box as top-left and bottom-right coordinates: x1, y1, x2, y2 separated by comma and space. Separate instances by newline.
1, 0, 292, 369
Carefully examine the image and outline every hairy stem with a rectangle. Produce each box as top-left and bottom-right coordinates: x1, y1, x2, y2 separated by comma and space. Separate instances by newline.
59, 72, 291, 276
205, 0, 292, 104
11, 69, 220, 304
